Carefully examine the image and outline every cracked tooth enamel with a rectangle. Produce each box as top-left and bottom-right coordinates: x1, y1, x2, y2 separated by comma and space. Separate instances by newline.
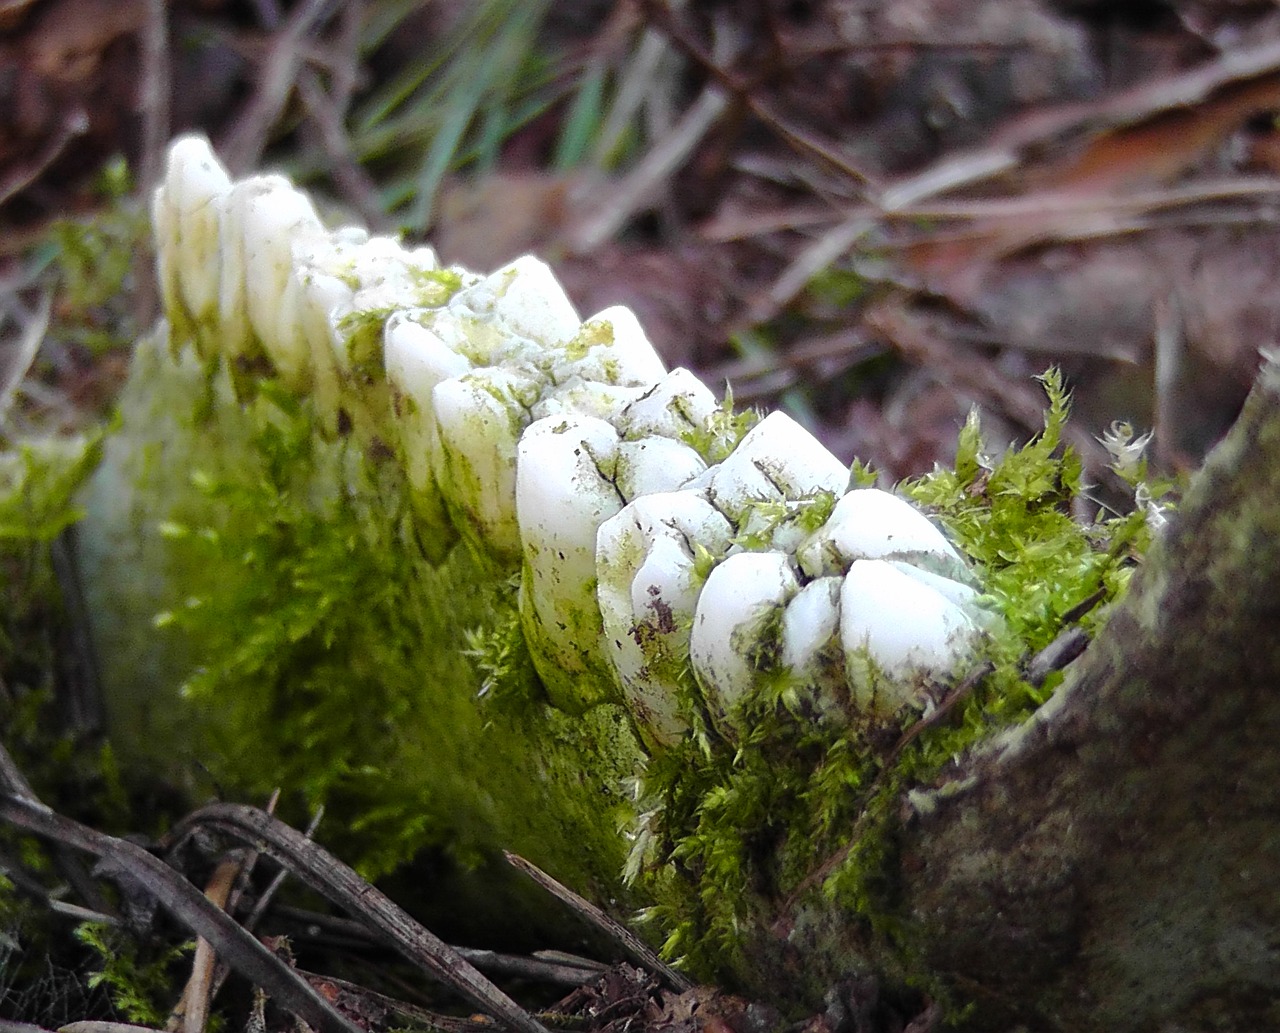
614, 437, 707, 500
597, 491, 734, 744
615, 368, 720, 440
796, 487, 963, 580
702, 412, 848, 525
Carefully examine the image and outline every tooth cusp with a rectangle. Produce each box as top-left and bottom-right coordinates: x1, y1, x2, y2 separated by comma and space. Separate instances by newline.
690, 550, 800, 732
796, 487, 965, 580
839, 558, 981, 714
615, 368, 720, 440
702, 412, 849, 527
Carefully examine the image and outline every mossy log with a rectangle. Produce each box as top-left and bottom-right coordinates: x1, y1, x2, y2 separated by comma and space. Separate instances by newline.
67, 138, 1280, 1029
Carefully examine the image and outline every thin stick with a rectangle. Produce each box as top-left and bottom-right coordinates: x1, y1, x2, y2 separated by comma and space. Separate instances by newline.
503, 852, 692, 993
0, 794, 363, 1033
170, 803, 549, 1033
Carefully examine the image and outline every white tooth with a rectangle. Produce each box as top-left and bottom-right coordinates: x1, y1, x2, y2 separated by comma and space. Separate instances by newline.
690, 550, 799, 730
331, 225, 369, 245
796, 488, 962, 579
615, 437, 707, 500
840, 559, 979, 713
780, 575, 843, 674
240, 182, 323, 379
703, 411, 848, 531
166, 136, 232, 341
271, 270, 311, 391
152, 178, 182, 346
516, 414, 625, 710
778, 576, 849, 723
616, 368, 720, 440
478, 255, 581, 345
385, 313, 473, 505
293, 238, 356, 434
881, 559, 979, 609
530, 377, 648, 424
431, 368, 538, 557
217, 178, 273, 364
597, 491, 734, 745
555, 306, 667, 387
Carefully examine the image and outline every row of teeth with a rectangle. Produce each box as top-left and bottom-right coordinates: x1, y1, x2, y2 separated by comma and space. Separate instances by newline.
153, 135, 989, 747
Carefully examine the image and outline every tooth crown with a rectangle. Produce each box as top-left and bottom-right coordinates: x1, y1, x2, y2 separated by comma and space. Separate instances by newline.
153, 134, 990, 738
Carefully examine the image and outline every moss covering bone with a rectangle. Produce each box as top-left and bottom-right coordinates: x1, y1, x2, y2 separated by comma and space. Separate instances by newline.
74, 136, 1160, 1002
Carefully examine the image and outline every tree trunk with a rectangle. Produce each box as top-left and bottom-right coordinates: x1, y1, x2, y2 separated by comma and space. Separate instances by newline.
895, 355, 1280, 1031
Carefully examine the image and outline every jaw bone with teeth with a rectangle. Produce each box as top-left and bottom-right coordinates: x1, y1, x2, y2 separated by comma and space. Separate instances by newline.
76, 135, 992, 994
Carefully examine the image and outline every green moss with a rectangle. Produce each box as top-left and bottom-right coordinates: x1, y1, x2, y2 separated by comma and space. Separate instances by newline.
88, 344, 643, 899
678, 389, 759, 466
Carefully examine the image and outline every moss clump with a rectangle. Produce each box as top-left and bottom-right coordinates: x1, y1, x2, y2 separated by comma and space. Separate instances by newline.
82, 337, 645, 901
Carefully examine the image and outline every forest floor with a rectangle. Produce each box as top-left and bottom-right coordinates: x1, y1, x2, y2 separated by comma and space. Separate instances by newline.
3, 1, 1280, 1030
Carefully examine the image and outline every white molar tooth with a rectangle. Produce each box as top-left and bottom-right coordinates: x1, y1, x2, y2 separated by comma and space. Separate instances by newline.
616, 368, 719, 440
690, 551, 799, 730
530, 377, 648, 424
615, 437, 707, 501
840, 558, 980, 714
882, 560, 979, 610
597, 491, 734, 746
517, 415, 626, 710
293, 240, 357, 433
780, 576, 842, 673
467, 256, 580, 347
556, 306, 667, 387
384, 313, 473, 497
216, 178, 257, 362
271, 271, 311, 391
779, 576, 849, 721
240, 182, 324, 379
432, 367, 539, 557
796, 488, 963, 580
704, 411, 848, 525
165, 136, 232, 339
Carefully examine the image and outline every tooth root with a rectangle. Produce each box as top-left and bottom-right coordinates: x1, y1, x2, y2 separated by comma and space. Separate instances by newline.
516, 414, 625, 711
690, 551, 799, 733
597, 491, 734, 746
840, 559, 979, 713
797, 488, 963, 579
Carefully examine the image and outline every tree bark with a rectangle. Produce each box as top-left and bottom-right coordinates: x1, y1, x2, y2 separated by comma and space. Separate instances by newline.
896, 354, 1280, 1031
